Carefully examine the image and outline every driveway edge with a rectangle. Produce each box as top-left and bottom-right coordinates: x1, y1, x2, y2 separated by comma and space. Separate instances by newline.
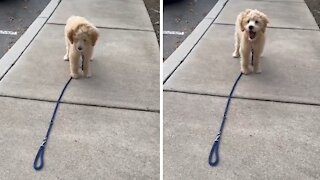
163, 0, 228, 83
0, 0, 61, 80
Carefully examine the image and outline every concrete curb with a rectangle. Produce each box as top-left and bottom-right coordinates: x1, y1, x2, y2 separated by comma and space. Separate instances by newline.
0, 0, 61, 80
163, 0, 229, 83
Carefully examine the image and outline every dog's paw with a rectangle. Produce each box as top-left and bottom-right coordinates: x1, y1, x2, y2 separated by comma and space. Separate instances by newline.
254, 66, 262, 74
84, 73, 92, 78
241, 67, 251, 75
232, 52, 240, 58
70, 73, 80, 79
63, 54, 69, 61
83, 68, 92, 78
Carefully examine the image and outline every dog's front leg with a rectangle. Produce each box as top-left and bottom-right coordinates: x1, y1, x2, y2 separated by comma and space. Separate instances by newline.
70, 52, 80, 78
240, 44, 251, 75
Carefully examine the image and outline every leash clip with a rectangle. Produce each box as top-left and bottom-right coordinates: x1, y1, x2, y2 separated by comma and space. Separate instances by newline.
214, 132, 221, 142
40, 138, 47, 147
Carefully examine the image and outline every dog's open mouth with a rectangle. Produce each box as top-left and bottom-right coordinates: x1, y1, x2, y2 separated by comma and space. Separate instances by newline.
249, 31, 256, 40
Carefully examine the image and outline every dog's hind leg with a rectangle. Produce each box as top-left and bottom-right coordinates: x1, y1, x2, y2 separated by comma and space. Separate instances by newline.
64, 41, 70, 61
252, 39, 265, 73
232, 32, 240, 58
253, 47, 263, 73
82, 50, 93, 78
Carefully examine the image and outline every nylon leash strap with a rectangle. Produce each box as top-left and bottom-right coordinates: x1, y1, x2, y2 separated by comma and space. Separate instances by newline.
33, 55, 84, 170
208, 52, 254, 166
33, 77, 72, 170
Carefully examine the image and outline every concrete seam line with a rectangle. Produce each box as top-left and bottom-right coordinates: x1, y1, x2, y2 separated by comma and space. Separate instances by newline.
164, 90, 320, 107
213, 22, 320, 31
0, 95, 160, 113
163, 0, 229, 84
46, 22, 155, 32
0, 0, 62, 81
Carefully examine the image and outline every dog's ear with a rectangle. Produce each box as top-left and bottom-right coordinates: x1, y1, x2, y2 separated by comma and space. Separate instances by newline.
240, 15, 246, 32
244, 9, 252, 14
240, 9, 252, 32
67, 29, 74, 44
90, 28, 99, 46
262, 14, 269, 25
259, 12, 269, 33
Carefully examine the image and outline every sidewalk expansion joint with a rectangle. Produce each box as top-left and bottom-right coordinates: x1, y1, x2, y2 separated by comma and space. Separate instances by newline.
47, 22, 155, 32
213, 22, 320, 31
0, 95, 160, 113
163, 0, 230, 84
164, 89, 320, 107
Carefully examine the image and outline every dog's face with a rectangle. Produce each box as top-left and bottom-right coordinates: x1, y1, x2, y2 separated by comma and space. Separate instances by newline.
240, 9, 269, 41
68, 25, 98, 52
73, 31, 91, 52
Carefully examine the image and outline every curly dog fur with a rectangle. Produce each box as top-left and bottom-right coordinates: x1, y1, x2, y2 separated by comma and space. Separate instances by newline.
64, 16, 99, 78
233, 9, 269, 74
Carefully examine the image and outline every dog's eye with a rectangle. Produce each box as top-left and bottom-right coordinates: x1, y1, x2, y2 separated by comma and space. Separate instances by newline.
84, 39, 87, 42
255, 20, 259, 24
247, 20, 250, 23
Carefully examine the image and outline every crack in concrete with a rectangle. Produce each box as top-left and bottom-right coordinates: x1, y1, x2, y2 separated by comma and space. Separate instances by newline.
0, 95, 160, 113
164, 89, 320, 107
213, 22, 320, 31
47, 22, 155, 32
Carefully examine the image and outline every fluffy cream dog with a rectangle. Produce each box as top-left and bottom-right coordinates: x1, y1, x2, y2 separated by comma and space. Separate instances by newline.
64, 16, 99, 78
232, 9, 269, 74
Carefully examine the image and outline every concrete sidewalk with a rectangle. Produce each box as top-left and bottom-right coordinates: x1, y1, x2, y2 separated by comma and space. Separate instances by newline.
164, 0, 320, 179
0, 0, 159, 179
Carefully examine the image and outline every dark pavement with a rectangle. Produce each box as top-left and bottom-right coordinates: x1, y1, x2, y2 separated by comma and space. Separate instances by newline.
163, 0, 218, 60
0, 0, 50, 59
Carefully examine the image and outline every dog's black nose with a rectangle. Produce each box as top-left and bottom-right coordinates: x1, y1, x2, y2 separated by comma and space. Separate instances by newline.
78, 47, 82, 51
249, 25, 253, 30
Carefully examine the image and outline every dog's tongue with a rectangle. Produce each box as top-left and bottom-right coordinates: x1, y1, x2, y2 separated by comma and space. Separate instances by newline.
249, 31, 256, 39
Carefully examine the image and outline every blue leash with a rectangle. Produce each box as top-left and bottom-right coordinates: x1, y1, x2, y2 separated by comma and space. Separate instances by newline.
33, 55, 85, 170
208, 72, 242, 166
33, 76, 73, 170
208, 52, 253, 166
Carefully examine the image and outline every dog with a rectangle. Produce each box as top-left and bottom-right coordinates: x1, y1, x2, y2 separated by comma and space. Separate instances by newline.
232, 9, 269, 74
64, 16, 99, 78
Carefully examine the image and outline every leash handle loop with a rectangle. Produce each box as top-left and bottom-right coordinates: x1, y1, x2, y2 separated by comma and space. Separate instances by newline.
208, 140, 220, 166
208, 132, 221, 166
33, 145, 45, 170
33, 137, 47, 170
